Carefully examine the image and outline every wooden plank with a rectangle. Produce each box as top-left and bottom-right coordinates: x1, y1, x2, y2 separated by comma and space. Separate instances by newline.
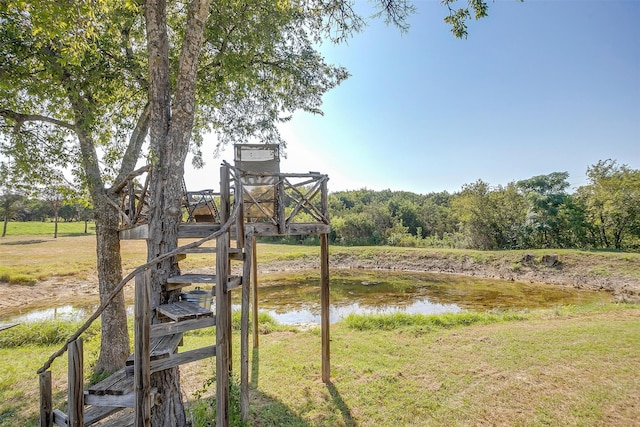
149, 316, 215, 338
244, 222, 330, 236
118, 224, 148, 240
226, 276, 243, 291
148, 345, 216, 373
52, 409, 68, 427
83, 406, 123, 426
84, 387, 156, 409
320, 233, 330, 383
39, 371, 52, 427
134, 271, 151, 427
166, 274, 241, 291
88, 409, 134, 427
167, 274, 216, 285
84, 392, 134, 408
175, 246, 216, 254
126, 333, 184, 375
68, 339, 83, 427
178, 223, 221, 238
155, 301, 212, 322
87, 369, 132, 396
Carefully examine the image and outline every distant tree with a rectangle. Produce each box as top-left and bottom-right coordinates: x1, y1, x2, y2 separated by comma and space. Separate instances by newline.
517, 172, 572, 248
420, 192, 456, 239
452, 180, 527, 249
578, 160, 640, 249
0, 162, 22, 237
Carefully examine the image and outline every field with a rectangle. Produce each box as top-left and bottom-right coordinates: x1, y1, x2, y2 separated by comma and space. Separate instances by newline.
0, 226, 639, 425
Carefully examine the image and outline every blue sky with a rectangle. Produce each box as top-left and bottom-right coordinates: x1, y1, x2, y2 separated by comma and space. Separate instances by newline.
189, 0, 640, 194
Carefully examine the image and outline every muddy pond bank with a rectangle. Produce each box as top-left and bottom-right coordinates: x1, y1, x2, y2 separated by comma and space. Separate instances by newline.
0, 247, 638, 319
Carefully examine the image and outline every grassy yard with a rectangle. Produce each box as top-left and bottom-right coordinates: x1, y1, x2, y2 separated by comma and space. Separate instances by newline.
1, 232, 639, 425
1, 305, 639, 426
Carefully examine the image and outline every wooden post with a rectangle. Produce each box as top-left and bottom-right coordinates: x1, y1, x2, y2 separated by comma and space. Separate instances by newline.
321, 176, 329, 224
251, 236, 259, 348
39, 371, 52, 427
277, 175, 286, 234
216, 232, 230, 427
134, 271, 151, 427
240, 232, 252, 420
320, 233, 330, 383
67, 339, 83, 427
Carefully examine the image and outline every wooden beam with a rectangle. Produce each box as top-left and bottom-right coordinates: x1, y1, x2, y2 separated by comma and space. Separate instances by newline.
134, 271, 151, 427
320, 233, 330, 383
39, 371, 52, 427
252, 236, 259, 348
216, 232, 230, 427
68, 339, 84, 427
240, 233, 252, 420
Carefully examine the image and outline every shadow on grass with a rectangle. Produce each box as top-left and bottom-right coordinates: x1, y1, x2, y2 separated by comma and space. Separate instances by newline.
1, 388, 67, 427
0, 239, 48, 245
327, 382, 355, 427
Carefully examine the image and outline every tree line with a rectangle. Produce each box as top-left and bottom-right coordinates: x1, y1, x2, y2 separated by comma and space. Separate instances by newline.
324, 160, 640, 251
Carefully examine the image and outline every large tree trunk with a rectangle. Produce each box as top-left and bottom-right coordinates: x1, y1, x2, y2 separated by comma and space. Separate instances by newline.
75, 125, 130, 374
93, 195, 131, 374
144, 0, 211, 423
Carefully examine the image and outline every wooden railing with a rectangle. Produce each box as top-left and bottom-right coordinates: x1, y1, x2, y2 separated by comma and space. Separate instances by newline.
240, 171, 329, 234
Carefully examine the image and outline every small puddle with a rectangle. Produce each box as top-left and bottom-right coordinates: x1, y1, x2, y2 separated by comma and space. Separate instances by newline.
0, 269, 611, 325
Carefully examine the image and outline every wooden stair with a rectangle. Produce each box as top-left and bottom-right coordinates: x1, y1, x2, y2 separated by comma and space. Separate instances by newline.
42, 163, 259, 427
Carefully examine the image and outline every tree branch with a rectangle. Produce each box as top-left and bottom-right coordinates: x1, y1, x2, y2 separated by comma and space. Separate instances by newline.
0, 108, 76, 132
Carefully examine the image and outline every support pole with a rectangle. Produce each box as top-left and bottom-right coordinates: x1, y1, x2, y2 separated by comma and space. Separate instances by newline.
39, 371, 52, 427
134, 271, 151, 427
217, 164, 231, 427
320, 233, 330, 383
216, 232, 230, 427
252, 236, 259, 348
240, 233, 253, 420
67, 339, 83, 427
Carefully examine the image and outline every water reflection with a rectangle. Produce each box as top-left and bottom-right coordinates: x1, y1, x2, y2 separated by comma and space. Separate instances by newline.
1, 269, 611, 325
252, 269, 610, 324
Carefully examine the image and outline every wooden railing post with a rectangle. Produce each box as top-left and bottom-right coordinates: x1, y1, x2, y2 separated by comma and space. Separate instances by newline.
39, 371, 52, 427
216, 232, 230, 427
134, 270, 151, 427
277, 175, 286, 234
321, 176, 329, 224
252, 237, 259, 348
320, 233, 330, 383
67, 339, 83, 427
240, 232, 253, 420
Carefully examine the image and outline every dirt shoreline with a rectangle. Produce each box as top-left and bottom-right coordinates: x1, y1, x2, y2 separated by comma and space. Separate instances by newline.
1, 252, 639, 317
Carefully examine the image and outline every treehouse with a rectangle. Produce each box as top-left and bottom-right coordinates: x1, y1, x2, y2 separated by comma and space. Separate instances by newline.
38, 144, 331, 427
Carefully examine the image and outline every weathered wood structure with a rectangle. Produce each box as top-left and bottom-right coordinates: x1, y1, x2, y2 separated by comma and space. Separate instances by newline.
37, 144, 330, 426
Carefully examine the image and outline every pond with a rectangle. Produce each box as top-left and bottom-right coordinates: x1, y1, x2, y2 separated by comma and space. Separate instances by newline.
1, 269, 611, 325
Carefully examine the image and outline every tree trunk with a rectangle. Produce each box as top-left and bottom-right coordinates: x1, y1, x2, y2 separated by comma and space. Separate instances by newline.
2, 214, 7, 237
54, 209, 59, 238
93, 197, 131, 374
143, 0, 212, 422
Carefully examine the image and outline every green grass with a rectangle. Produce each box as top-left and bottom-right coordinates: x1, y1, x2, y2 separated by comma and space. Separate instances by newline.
0, 321, 100, 347
343, 310, 527, 331
1, 304, 639, 426
1, 221, 96, 236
